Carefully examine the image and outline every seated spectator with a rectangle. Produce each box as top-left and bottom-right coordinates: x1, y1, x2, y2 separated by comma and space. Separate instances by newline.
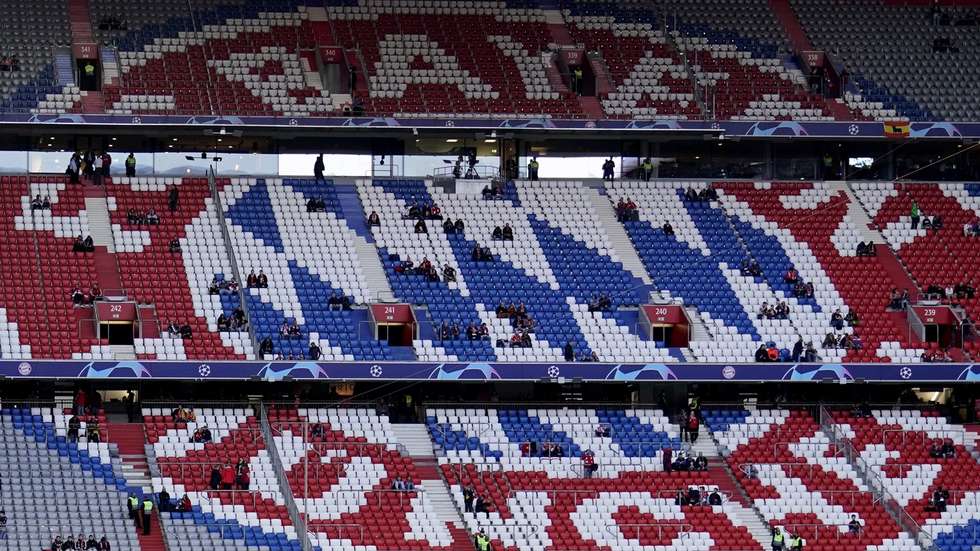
849, 515, 862, 535
471, 245, 491, 262
823, 332, 839, 348
941, 438, 956, 458
146, 209, 160, 225
932, 215, 943, 230
167, 321, 180, 336
693, 453, 708, 471
67, 414, 80, 441
775, 301, 790, 319
73, 235, 86, 252
91, 283, 103, 300
595, 424, 610, 438
414, 219, 427, 234
804, 342, 818, 362
180, 323, 193, 339
172, 405, 195, 422
327, 293, 342, 311
443, 264, 456, 282
955, 281, 976, 299
687, 485, 701, 506
481, 185, 493, 200
845, 309, 860, 327
784, 268, 798, 284
367, 211, 381, 226
930, 440, 943, 458
216, 313, 230, 331
708, 489, 722, 506
442, 219, 455, 233
929, 487, 949, 512
169, 238, 181, 252
851, 334, 863, 350
662, 222, 674, 236
492, 225, 503, 240
685, 187, 698, 202
177, 495, 192, 513
502, 223, 514, 240
840, 333, 854, 350
259, 337, 273, 356
454, 218, 464, 233
755, 344, 769, 362
71, 285, 86, 305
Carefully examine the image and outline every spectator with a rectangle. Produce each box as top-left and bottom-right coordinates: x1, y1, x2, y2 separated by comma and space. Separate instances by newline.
687, 485, 701, 506
492, 225, 503, 240
98, 537, 110, 551
693, 453, 708, 471
68, 414, 80, 441
463, 486, 475, 512
686, 411, 700, 443
755, 344, 770, 362
564, 340, 574, 361
708, 489, 722, 505
454, 218, 464, 233
209, 466, 222, 490
581, 449, 597, 478
125, 153, 137, 177
831, 309, 845, 330
784, 267, 799, 284
527, 157, 539, 180
845, 514, 863, 535
662, 222, 674, 236
414, 219, 427, 233
220, 463, 236, 490
792, 337, 804, 362
845, 310, 860, 327
368, 210, 380, 226
601, 157, 615, 181
442, 264, 456, 282
169, 238, 181, 252
502, 223, 514, 240
257, 270, 268, 288
308, 341, 321, 360
910, 200, 920, 229
313, 154, 325, 183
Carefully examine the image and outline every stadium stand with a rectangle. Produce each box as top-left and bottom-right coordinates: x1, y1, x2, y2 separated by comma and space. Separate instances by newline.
0, 0, 71, 113
853, 181, 980, 358
429, 406, 767, 551
791, 0, 969, 121
106, 176, 252, 360
3, 0, 960, 121
0, 405, 143, 550
706, 407, 924, 551
358, 178, 680, 363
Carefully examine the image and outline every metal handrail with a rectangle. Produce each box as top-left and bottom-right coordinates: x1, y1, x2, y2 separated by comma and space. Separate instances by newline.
608, 523, 692, 541
258, 403, 312, 551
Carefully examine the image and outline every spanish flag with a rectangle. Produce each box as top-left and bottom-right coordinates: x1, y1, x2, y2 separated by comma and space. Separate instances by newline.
884, 120, 910, 139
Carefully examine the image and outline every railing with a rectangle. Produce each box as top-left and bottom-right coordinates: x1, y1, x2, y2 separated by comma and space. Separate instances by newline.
880, 428, 965, 448
209, 166, 260, 355
819, 406, 937, 551
608, 523, 692, 541
779, 523, 864, 542
259, 403, 312, 551
431, 164, 500, 180
196, 489, 264, 510
303, 523, 364, 543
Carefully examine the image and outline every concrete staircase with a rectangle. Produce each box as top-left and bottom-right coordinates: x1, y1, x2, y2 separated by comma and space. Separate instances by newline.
84, 195, 116, 252
354, 239, 394, 302
390, 424, 474, 551
701, 428, 773, 550
839, 182, 884, 244
728, 503, 774, 550
588, 189, 652, 285
685, 306, 714, 342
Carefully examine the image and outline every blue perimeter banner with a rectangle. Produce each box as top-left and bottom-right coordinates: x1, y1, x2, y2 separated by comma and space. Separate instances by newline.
2, 360, 980, 382
5, 114, 980, 139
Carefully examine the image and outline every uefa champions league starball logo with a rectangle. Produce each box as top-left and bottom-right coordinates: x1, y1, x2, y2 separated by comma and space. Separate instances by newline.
370, 365, 383, 378
547, 365, 560, 378
198, 364, 211, 377
899, 367, 913, 379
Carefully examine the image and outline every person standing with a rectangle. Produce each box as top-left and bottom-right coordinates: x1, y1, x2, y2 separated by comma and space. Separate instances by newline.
463, 486, 474, 512
910, 200, 921, 229
314, 154, 325, 183
640, 157, 654, 181
168, 184, 179, 212
125, 153, 137, 177
602, 157, 615, 181
662, 445, 673, 473
527, 157, 539, 181
141, 496, 154, 535
771, 527, 784, 551
687, 411, 700, 443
